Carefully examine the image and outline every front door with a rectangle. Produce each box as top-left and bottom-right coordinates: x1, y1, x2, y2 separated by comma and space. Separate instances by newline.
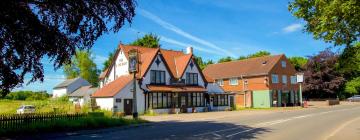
124, 99, 133, 115
179, 94, 187, 113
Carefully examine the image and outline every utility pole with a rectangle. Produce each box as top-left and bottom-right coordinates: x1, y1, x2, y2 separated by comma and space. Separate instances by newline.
133, 71, 138, 119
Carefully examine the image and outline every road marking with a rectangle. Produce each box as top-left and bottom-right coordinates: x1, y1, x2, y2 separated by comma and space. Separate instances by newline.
193, 126, 245, 136
211, 132, 221, 137
225, 128, 257, 137
325, 117, 360, 140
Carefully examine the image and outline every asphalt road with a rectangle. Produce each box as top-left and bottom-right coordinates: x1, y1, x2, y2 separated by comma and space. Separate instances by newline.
33, 105, 360, 140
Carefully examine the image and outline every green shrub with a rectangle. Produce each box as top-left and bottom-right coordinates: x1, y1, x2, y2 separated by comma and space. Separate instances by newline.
5, 91, 50, 100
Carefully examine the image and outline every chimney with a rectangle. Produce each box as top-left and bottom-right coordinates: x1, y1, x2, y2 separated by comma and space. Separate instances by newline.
186, 46, 193, 54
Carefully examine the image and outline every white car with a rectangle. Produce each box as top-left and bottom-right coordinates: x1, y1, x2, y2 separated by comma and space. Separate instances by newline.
17, 105, 36, 114
347, 95, 360, 102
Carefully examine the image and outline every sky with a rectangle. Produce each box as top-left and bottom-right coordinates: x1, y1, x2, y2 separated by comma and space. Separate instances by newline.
14, 0, 333, 93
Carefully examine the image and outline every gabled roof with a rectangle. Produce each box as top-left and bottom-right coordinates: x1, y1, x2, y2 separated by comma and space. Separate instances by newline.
203, 54, 284, 79
53, 77, 89, 89
92, 75, 133, 97
100, 44, 196, 80
69, 86, 98, 97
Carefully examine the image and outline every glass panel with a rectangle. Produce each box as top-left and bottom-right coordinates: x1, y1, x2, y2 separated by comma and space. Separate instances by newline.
153, 93, 157, 108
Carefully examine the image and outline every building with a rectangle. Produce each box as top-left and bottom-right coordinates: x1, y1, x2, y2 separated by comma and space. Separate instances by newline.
68, 86, 98, 106
203, 54, 300, 108
52, 77, 91, 98
92, 45, 230, 115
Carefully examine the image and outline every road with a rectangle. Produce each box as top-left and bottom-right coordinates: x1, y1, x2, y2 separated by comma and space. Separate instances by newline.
36, 104, 360, 140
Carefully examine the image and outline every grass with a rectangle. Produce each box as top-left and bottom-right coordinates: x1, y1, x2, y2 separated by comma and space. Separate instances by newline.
0, 99, 75, 114
0, 116, 148, 136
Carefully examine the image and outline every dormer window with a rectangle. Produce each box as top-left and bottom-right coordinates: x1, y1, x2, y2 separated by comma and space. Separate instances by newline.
281, 61, 286, 68
186, 73, 198, 85
150, 70, 165, 85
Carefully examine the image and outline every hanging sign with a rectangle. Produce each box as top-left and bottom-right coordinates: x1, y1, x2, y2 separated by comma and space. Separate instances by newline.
128, 49, 138, 73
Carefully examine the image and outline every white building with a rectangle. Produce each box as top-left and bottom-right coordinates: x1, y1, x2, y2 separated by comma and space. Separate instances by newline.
92, 45, 230, 115
52, 77, 90, 98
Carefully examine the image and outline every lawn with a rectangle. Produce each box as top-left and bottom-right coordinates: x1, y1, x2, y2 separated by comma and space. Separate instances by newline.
0, 99, 75, 114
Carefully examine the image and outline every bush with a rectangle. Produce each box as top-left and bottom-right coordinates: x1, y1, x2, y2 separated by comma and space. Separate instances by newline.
4, 91, 50, 100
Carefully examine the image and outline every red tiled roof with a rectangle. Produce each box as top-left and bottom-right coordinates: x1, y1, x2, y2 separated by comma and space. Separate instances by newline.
92, 75, 133, 97
99, 69, 108, 80
203, 55, 284, 79
147, 85, 207, 92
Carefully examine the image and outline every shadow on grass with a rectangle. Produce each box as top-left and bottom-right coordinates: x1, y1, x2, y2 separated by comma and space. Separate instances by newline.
19, 120, 272, 140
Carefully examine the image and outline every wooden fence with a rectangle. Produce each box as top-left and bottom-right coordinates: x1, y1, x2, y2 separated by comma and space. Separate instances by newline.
0, 113, 87, 129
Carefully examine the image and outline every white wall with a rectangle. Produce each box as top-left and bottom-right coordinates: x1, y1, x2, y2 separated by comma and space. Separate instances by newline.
141, 54, 171, 90
181, 59, 205, 87
104, 50, 129, 86
53, 88, 67, 98
96, 98, 114, 111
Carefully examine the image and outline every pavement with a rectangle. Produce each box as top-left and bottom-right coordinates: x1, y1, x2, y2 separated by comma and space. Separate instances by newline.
12, 103, 360, 140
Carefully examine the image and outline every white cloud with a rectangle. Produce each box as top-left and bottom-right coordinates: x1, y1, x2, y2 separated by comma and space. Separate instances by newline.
138, 9, 236, 57
282, 23, 302, 33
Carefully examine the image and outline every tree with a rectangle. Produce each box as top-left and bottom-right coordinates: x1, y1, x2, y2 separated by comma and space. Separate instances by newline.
339, 43, 360, 79
289, 56, 308, 72
344, 77, 360, 96
64, 51, 99, 87
303, 49, 345, 98
237, 51, 271, 60
129, 33, 160, 48
102, 52, 115, 71
218, 56, 233, 63
289, 0, 360, 47
0, 1, 136, 97
194, 56, 214, 70
247, 51, 271, 58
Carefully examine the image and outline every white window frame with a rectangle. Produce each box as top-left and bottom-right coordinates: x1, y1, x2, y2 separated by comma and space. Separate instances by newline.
281, 61, 286, 68
229, 78, 238, 85
271, 74, 279, 84
217, 79, 224, 86
282, 75, 287, 84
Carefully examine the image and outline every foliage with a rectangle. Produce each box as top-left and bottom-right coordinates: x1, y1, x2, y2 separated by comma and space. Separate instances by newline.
0, 1, 136, 97
338, 42, 360, 79
289, 0, 360, 47
5, 91, 50, 101
129, 33, 160, 48
64, 50, 99, 86
103, 52, 115, 71
237, 51, 271, 60
194, 56, 214, 70
344, 77, 360, 95
0, 115, 148, 136
303, 49, 345, 98
289, 56, 308, 71
218, 56, 234, 63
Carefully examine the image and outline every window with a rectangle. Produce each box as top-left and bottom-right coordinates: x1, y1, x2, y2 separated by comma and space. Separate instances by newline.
290, 76, 297, 84
271, 74, 279, 83
186, 73, 198, 85
217, 79, 224, 86
115, 98, 121, 103
213, 95, 228, 106
281, 61, 286, 68
148, 92, 174, 109
150, 70, 165, 84
282, 75, 287, 84
229, 78, 238, 85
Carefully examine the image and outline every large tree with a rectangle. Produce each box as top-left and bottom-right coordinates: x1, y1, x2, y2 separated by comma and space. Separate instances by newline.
289, 0, 360, 47
303, 49, 345, 98
64, 51, 99, 87
237, 51, 271, 60
129, 33, 160, 48
194, 56, 214, 70
218, 56, 233, 63
0, 1, 136, 97
289, 56, 308, 72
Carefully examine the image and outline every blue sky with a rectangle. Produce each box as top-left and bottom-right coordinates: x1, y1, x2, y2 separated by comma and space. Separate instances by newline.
15, 0, 332, 93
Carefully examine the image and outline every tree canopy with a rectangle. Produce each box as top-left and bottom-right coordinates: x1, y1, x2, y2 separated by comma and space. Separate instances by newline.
129, 33, 160, 48
303, 49, 345, 98
64, 51, 99, 87
288, 56, 308, 71
289, 0, 360, 47
218, 56, 234, 63
102, 52, 115, 71
194, 56, 214, 70
238, 51, 271, 60
0, 1, 136, 97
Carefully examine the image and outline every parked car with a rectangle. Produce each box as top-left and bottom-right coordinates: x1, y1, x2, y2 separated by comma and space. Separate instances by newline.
347, 95, 360, 102
17, 105, 36, 114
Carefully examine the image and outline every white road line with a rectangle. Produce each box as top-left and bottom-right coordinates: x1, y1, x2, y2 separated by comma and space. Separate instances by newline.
211, 132, 221, 137
226, 128, 257, 138
325, 117, 360, 140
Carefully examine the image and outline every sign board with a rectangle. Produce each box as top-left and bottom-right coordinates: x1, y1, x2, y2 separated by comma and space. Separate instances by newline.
128, 49, 138, 73
296, 73, 304, 83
